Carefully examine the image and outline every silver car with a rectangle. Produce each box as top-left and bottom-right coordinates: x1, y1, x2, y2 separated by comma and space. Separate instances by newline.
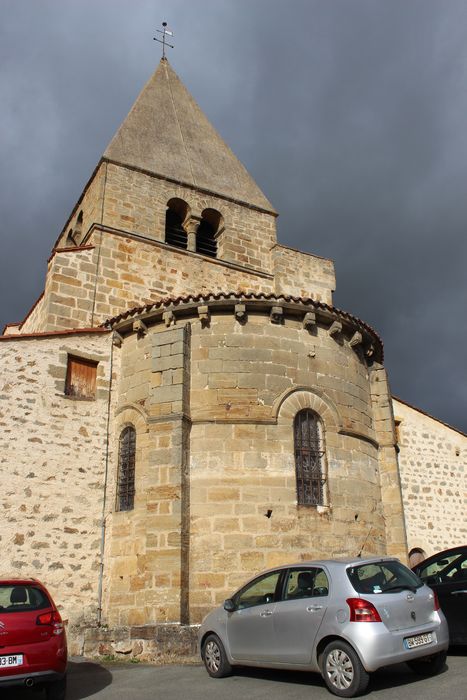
199, 557, 449, 697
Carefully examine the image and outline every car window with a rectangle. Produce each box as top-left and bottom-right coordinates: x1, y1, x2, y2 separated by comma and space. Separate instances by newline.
284, 568, 329, 599
347, 560, 422, 594
418, 552, 467, 584
0, 585, 51, 613
234, 571, 281, 609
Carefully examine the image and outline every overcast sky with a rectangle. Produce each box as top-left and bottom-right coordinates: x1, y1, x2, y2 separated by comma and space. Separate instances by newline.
1, 0, 466, 433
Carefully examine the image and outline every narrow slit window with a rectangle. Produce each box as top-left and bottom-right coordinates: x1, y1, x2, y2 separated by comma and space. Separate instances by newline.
65, 355, 98, 399
294, 409, 325, 506
117, 426, 136, 512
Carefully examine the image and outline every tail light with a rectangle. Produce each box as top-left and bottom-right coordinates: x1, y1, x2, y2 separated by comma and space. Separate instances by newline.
432, 590, 440, 611
36, 610, 64, 635
347, 597, 382, 622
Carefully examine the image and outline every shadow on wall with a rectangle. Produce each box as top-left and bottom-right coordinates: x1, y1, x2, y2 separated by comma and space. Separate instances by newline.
13, 659, 112, 700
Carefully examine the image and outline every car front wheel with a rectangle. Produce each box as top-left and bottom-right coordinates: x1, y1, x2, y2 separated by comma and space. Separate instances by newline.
321, 640, 369, 698
202, 633, 232, 678
407, 650, 447, 676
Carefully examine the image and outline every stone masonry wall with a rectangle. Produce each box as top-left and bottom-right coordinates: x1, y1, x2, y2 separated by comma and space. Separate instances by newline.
272, 244, 336, 304
27, 227, 338, 334
186, 310, 387, 622
20, 165, 105, 334
393, 398, 467, 556
102, 325, 191, 628
0, 331, 112, 626
13, 162, 336, 336
96, 306, 393, 628
98, 162, 278, 273
369, 366, 408, 561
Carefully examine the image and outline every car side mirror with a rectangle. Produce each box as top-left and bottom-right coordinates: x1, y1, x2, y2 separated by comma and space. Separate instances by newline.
223, 599, 236, 612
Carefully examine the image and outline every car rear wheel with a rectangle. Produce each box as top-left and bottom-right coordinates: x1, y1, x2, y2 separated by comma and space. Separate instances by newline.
407, 650, 447, 676
45, 676, 67, 700
321, 640, 369, 698
202, 634, 232, 678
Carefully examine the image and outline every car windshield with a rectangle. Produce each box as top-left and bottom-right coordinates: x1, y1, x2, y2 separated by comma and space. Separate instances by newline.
417, 551, 467, 584
0, 585, 51, 613
347, 560, 423, 594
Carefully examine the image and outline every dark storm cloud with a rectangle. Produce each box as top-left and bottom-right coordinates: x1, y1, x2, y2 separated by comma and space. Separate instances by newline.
1, 0, 466, 431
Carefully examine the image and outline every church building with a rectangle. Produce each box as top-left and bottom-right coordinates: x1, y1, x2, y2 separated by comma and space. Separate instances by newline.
1, 59, 465, 657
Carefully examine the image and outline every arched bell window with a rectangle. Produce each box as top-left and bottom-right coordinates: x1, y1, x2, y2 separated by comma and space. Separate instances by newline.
294, 409, 325, 506
117, 426, 136, 511
74, 211, 83, 245
196, 208, 222, 258
165, 198, 189, 250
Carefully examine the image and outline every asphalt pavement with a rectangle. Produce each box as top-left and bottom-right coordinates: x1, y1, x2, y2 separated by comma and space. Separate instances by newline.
4, 648, 467, 700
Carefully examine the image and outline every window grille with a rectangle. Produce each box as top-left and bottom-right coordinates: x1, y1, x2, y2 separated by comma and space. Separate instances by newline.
165, 208, 187, 249
117, 426, 136, 511
65, 355, 98, 399
294, 409, 325, 506
196, 219, 217, 258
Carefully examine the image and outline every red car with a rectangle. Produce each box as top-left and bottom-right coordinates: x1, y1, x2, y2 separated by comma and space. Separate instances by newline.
0, 578, 67, 699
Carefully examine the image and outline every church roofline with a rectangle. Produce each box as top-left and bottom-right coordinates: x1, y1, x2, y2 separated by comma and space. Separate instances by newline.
0, 327, 109, 342
103, 59, 275, 213
102, 291, 384, 362
392, 395, 467, 438
52, 154, 277, 255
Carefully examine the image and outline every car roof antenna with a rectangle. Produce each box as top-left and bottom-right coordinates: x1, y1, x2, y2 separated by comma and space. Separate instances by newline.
357, 527, 373, 558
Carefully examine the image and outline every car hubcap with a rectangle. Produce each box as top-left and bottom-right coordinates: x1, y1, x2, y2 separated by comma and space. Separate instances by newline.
325, 649, 354, 690
205, 640, 221, 673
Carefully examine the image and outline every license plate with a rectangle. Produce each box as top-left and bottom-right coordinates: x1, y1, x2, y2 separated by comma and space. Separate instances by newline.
0, 654, 23, 667
404, 633, 433, 649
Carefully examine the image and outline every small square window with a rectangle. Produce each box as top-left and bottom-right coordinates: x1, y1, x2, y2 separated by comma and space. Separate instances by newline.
65, 355, 98, 399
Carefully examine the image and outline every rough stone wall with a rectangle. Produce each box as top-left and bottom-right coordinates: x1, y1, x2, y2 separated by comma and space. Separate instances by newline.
0, 331, 112, 626
369, 366, 408, 561
11, 162, 336, 336
19, 165, 105, 334
24, 228, 338, 334
102, 325, 191, 627
182, 311, 386, 622
393, 398, 467, 556
272, 244, 336, 303
14, 294, 45, 334
41, 246, 98, 332
97, 308, 395, 628
58, 163, 106, 248
97, 162, 278, 273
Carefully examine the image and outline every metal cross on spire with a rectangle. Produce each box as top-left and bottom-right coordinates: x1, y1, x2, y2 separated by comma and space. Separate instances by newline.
154, 22, 174, 59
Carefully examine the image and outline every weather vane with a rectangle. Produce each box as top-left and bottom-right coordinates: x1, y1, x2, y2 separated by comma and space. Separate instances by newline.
153, 22, 174, 59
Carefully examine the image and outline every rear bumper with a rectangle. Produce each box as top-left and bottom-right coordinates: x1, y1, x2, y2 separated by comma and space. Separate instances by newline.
0, 669, 65, 688
344, 615, 449, 672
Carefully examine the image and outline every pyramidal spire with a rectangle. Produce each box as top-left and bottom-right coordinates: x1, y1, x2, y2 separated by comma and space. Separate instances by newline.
104, 59, 275, 213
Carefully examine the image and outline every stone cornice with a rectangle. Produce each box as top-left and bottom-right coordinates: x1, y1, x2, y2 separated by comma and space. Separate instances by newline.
103, 292, 384, 363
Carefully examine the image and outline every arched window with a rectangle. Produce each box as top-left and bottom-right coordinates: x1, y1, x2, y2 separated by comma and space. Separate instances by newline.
165, 198, 189, 249
65, 228, 76, 246
196, 208, 222, 258
117, 426, 136, 511
294, 409, 325, 506
408, 547, 426, 568
74, 211, 83, 245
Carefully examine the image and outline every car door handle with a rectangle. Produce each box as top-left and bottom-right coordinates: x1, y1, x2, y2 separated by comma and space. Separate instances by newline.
450, 590, 467, 595
306, 605, 323, 612
260, 610, 273, 617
